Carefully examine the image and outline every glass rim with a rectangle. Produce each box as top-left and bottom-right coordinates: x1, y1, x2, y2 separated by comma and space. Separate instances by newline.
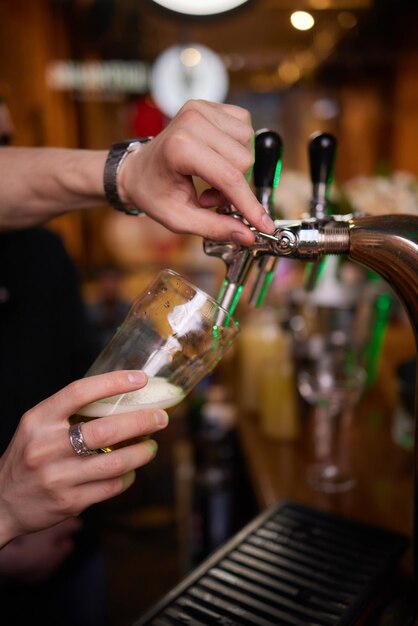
159, 268, 239, 329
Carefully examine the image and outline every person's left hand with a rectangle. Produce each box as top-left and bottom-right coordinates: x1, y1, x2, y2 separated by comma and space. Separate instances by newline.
0, 517, 82, 583
118, 99, 275, 246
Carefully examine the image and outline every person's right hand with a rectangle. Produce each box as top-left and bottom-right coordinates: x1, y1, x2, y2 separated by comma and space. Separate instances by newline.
119, 99, 275, 246
0, 370, 168, 548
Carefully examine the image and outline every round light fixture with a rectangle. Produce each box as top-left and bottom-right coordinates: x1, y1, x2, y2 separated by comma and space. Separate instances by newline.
290, 11, 315, 31
150, 44, 229, 119
151, 0, 249, 16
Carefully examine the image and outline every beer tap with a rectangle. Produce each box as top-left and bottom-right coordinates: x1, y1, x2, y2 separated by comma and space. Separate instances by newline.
308, 130, 336, 220
305, 130, 338, 290
206, 208, 418, 618
203, 129, 282, 315
203, 127, 418, 620
248, 129, 283, 307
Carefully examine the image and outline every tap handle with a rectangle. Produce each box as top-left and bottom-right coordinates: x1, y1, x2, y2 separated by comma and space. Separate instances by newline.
308, 131, 337, 218
254, 129, 283, 211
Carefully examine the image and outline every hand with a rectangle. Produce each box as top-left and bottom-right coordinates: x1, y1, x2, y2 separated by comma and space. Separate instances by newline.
0, 518, 82, 583
0, 371, 169, 547
119, 99, 275, 246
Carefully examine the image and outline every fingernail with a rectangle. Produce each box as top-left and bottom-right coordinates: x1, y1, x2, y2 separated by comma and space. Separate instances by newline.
122, 470, 136, 490
154, 410, 169, 428
147, 440, 158, 458
261, 213, 275, 233
231, 231, 250, 246
127, 371, 147, 385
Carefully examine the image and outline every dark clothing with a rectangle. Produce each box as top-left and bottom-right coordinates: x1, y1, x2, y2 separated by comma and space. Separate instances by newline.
0, 227, 106, 625
0, 227, 99, 452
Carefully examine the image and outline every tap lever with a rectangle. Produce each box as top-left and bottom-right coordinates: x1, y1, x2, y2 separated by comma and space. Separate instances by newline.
249, 130, 283, 306
306, 131, 338, 290
308, 131, 337, 220
254, 129, 283, 213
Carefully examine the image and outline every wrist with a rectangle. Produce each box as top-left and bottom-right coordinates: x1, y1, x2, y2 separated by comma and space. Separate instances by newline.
104, 138, 152, 216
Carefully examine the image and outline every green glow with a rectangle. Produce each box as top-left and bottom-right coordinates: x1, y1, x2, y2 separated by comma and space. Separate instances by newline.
229, 285, 244, 315
365, 292, 392, 387
256, 271, 275, 307
273, 158, 283, 190
216, 280, 243, 316
212, 323, 219, 350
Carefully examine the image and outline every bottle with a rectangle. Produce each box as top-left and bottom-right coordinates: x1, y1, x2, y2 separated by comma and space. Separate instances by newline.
259, 336, 300, 441
237, 308, 287, 414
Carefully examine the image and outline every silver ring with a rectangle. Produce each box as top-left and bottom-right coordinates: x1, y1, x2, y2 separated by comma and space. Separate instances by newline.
69, 422, 96, 457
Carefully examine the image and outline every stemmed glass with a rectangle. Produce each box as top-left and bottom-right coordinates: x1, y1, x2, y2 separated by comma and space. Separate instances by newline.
297, 335, 366, 492
288, 257, 382, 493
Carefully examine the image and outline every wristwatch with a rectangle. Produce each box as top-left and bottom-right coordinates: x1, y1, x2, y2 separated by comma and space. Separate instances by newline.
103, 137, 152, 216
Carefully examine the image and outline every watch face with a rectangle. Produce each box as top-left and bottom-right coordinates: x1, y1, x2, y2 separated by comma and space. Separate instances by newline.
150, 0, 249, 16
150, 44, 229, 119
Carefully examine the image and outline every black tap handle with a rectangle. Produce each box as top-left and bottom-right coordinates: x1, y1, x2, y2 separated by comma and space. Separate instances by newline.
308, 131, 337, 188
253, 129, 283, 189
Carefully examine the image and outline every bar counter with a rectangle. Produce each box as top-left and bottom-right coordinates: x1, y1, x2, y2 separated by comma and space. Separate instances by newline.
236, 321, 416, 577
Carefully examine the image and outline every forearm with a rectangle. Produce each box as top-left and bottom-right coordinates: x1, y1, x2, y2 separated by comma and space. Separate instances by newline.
0, 147, 107, 230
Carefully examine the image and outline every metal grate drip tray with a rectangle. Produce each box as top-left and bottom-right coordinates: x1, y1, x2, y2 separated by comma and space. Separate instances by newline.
133, 500, 409, 626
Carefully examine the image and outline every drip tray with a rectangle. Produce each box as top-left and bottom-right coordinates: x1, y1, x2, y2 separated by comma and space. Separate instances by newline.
133, 500, 409, 626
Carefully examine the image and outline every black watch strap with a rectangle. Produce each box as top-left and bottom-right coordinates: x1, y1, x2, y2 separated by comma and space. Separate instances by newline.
103, 138, 152, 216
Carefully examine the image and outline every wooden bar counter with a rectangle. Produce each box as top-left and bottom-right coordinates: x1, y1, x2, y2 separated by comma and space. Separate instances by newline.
236, 323, 416, 579
237, 393, 414, 540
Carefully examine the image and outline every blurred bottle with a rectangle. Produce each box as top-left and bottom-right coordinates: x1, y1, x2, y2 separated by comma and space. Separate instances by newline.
259, 341, 300, 442
238, 308, 286, 414
237, 307, 299, 440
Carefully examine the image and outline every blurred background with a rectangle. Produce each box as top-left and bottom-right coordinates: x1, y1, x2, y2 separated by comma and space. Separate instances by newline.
1, 1, 418, 625
1, 0, 418, 281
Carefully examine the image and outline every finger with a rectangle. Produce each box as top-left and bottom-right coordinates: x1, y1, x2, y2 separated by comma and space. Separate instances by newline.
189, 99, 252, 123
178, 100, 253, 148
76, 409, 169, 452
36, 371, 148, 422
165, 204, 256, 245
174, 143, 274, 234
60, 439, 158, 489
198, 189, 229, 209
174, 107, 254, 174
69, 470, 138, 512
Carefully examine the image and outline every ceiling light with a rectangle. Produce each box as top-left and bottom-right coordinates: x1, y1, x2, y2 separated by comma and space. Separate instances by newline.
290, 11, 315, 31
151, 0, 249, 16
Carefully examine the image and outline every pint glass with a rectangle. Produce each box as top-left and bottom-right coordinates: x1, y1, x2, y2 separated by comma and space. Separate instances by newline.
70, 269, 239, 450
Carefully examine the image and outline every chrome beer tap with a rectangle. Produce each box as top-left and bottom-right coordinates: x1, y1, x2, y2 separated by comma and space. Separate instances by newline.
305, 131, 338, 290
203, 129, 283, 315
308, 130, 337, 221
206, 206, 418, 618
248, 130, 283, 307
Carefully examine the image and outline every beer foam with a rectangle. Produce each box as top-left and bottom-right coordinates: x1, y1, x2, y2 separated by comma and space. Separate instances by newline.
78, 376, 185, 417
